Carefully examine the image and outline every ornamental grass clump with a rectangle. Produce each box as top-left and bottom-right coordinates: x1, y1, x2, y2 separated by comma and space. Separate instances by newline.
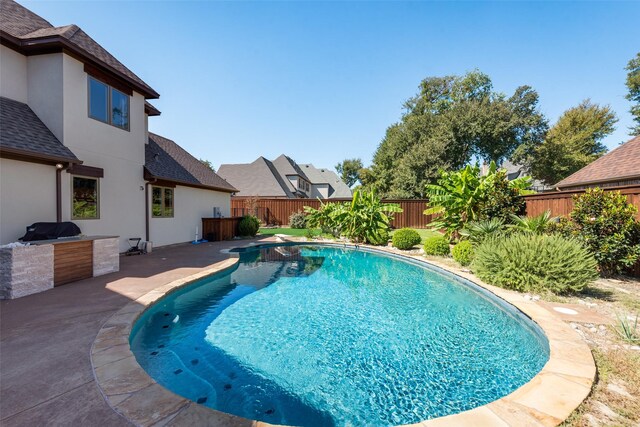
473, 234, 598, 294
452, 240, 474, 266
423, 236, 450, 256
392, 228, 422, 250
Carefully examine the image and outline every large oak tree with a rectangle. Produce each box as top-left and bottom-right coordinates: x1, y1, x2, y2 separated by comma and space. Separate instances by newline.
361, 71, 547, 198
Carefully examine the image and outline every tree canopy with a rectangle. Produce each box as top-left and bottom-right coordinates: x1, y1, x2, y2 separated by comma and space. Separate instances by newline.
626, 52, 640, 136
513, 100, 617, 185
335, 158, 363, 187
361, 70, 547, 198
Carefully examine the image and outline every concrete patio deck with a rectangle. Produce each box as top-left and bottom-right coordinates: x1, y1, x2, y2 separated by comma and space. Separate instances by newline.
0, 238, 271, 426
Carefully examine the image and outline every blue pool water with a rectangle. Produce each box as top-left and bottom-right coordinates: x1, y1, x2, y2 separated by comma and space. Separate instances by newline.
130, 244, 549, 426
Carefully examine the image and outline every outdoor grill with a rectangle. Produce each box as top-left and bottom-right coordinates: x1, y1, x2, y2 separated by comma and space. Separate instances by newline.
20, 222, 82, 242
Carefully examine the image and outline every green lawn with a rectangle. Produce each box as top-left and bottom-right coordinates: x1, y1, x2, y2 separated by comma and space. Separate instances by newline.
260, 227, 441, 242
390, 228, 441, 243
258, 227, 317, 237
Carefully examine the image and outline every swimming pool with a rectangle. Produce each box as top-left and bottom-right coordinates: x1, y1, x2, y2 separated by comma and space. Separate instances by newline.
130, 244, 549, 426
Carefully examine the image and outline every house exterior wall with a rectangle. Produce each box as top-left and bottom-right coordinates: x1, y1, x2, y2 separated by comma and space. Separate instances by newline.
310, 184, 329, 199
0, 158, 57, 244
0, 45, 28, 103
58, 54, 147, 252
149, 185, 231, 247
27, 53, 65, 141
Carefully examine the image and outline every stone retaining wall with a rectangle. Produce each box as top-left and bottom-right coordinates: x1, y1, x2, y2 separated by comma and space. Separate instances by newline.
93, 238, 119, 276
0, 245, 54, 299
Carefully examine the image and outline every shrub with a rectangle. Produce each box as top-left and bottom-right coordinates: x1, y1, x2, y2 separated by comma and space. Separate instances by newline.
473, 234, 598, 294
238, 215, 260, 237
509, 210, 556, 234
306, 190, 401, 245
392, 228, 422, 250
553, 188, 640, 276
423, 236, 450, 256
452, 240, 474, 266
289, 211, 307, 229
425, 162, 532, 238
460, 218, 505, 245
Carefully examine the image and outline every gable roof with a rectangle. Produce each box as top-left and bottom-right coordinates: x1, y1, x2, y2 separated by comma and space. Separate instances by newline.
555, 136, 640, 189
0, 0, 158, 98
301, 164, 352, 198
145, 133, 236, 193
0, 96, 79, 164
217, 157, 294, 198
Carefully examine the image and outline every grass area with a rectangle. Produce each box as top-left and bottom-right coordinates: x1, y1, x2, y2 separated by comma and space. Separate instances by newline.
258, 227, 316, 237
390, 228, 442, 243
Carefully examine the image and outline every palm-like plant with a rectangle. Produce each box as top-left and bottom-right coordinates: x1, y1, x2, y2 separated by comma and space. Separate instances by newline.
509, 210, 556, 234
332, 189, 402, 244
460, 218, 506, 245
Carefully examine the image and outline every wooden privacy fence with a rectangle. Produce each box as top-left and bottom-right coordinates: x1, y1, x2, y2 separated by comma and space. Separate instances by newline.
231, 198, 432, 228
523, 185, 640, 220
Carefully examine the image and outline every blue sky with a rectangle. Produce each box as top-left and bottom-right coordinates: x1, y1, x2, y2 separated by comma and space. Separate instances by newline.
23, 0, 640, 171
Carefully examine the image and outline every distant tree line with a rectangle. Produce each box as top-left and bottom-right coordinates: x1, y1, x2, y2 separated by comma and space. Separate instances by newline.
335, 52, 639, 198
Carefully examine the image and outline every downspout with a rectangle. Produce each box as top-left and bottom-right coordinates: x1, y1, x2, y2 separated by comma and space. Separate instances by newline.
55, 163, 69, 222
145, 179, 157, 242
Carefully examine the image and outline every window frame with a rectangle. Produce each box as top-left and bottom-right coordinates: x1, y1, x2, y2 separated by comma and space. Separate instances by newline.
71, 175, 100, 220
151, 186, 175, 218
87, 76, 130, 131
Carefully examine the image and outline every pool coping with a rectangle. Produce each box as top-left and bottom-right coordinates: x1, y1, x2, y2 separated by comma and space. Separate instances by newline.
90, 243, 595, 427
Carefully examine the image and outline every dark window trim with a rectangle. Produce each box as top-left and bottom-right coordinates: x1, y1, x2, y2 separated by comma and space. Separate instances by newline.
87, 76, 130, 131
71, 174, 100, 220
151, 186, 174, 218
67, 164, 104, 178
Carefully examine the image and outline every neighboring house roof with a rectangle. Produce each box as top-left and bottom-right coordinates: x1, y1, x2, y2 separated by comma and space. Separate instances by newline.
218, 155, 352, 199
301, 164, 352, 198
0, 0, 159, 98
501, 160, 550, 192
0, 96, 79, 163
555, 136, 640, 189
217, 157, 295, 198
145, 133, 237, 193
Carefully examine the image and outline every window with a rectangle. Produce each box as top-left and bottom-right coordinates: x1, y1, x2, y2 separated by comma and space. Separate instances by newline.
72, 176, 99, 219
88, 76, 130, 130
152, 187, 174, 218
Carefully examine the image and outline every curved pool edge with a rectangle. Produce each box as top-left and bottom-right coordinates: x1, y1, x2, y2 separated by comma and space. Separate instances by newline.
90, 243, 595, 427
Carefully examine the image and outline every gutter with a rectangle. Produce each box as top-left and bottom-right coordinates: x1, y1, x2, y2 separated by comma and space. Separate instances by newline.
56, 163, 71, 222
145, 178, 157, 242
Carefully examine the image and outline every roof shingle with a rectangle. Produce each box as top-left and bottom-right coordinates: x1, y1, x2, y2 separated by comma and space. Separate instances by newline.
555, 136, 640, 189
0, 96, 79, 163
145, 133, 237, 193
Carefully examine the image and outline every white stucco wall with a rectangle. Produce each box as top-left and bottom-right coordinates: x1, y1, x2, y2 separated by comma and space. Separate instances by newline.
0, 46, 28, 103
0, 159, 57, 244
27, 53, 64, 141
149, 185, 231, 247
57, 54, 147, 252
310, 184, 329, 199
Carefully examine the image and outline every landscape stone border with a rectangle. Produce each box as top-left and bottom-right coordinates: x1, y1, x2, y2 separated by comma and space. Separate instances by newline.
91, 244, 595, 427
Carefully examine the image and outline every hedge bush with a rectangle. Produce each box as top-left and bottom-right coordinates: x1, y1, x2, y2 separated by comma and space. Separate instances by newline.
473, 234, 598, 294
452, 240, 474, 266
392, 228, 422, 250
289, 211, 307, 229
238, 215, 260, 237
423, 236, 450, 256
551, 188, 640, 276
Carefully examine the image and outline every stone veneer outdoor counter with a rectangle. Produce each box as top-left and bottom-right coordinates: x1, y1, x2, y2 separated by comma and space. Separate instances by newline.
0, 236, 119, 299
